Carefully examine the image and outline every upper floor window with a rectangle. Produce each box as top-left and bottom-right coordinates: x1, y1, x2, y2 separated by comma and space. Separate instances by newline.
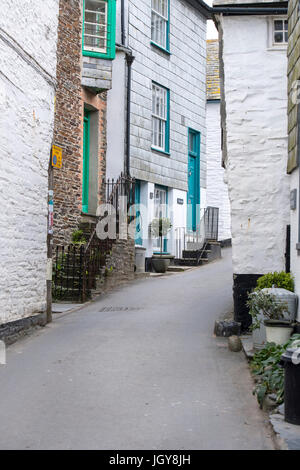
151, 0, 169, 51
273, 19, 288, 44
83, 0, 116, 59
152, 83, 170, 154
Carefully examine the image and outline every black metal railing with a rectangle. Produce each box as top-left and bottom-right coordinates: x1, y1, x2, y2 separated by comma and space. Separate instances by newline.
52, 244, 85, 301
52, 239, 113, 302
53, 174, 136, 302
204, 206, 219, 241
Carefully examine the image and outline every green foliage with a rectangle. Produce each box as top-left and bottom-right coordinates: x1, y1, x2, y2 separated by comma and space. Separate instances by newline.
256, 272, 294, 292
247, 291, 288, 331
151, 218, 172, 238
151, 217, 172, 254
71, 230, 86, 245
251, 334, 300, 408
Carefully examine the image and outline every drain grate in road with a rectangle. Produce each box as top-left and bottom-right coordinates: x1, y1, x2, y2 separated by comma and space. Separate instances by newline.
99, 306, 141, 312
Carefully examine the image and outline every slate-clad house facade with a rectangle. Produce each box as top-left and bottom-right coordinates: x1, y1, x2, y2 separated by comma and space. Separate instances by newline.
106, 0, 209, 260
213, 0, 290, 329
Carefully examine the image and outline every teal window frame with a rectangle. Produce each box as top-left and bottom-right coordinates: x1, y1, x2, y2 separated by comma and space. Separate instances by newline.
151, 82, 170, 155
151, 0, 170, 53
82, 0, 116, 60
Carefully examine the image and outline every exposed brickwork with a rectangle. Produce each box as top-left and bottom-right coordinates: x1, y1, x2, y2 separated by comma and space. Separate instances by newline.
94, 238, 136, 295
53, 0, 108, 245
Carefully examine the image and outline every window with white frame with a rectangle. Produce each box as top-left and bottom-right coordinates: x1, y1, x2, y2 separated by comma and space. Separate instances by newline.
273, 18, 288, 44
151, 0, 169, 50
84, 0, 108, 53
152, 83, 169, 152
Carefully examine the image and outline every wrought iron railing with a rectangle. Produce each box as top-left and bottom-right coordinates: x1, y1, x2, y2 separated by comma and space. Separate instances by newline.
53, 174, 136, 302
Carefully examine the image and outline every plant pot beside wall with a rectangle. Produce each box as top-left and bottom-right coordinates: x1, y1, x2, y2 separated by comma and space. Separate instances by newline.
248, 288, 297, 348
150, 217, 173, 273
152, 254, 174, 273
264, 320, 294, 346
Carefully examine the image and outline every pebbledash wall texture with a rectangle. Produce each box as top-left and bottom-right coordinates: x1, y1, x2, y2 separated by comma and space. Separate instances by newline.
214, 1, 290, 328
53, 0, 107, 246
0, 1, 59, 326
206, 40, 231, 242
288, 0, 300, 322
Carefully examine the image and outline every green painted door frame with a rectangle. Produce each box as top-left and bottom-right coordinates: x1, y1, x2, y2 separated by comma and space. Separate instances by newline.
187, 129, 201, 232
82, 110, 90, 214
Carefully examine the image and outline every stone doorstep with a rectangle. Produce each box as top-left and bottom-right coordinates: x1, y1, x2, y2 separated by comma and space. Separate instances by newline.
240, 335, 255, 360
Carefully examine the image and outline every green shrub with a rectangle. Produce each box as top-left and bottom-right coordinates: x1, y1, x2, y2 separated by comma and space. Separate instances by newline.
256, 272, 294, 292
251, 334, 300, 407
71, 229, 86, 245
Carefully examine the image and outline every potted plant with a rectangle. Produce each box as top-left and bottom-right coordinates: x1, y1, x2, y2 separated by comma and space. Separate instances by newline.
247, 291, 294, 346
150, 217, 173, 273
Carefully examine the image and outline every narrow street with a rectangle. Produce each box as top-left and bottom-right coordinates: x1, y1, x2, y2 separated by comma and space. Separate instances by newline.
0, 249, 273, 450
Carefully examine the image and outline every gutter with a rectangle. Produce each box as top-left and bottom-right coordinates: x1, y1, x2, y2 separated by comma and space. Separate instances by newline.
187, 0, 288, 18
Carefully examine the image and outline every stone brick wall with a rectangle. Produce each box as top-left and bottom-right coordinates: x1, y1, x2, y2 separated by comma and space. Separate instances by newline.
0, 0, 59, 325
95, 238, 136, 294
53, 0, 108, 246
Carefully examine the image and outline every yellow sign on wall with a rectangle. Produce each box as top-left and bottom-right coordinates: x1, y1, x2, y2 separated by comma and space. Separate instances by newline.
52, 145, 62, 169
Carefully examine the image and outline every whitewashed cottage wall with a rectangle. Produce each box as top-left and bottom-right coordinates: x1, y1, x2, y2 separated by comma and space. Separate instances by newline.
206, 101, 231, 241
0, 0, 59, 324
218, 14, 290, 275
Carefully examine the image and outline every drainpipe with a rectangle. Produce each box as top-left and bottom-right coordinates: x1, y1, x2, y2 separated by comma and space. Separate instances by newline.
121, 0, 125, 46
125, 53, 135, 177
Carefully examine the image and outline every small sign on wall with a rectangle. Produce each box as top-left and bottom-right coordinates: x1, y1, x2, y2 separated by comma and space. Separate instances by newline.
52, 145, 63, 169
290, 189, 297, 210
177, 198, 184, 205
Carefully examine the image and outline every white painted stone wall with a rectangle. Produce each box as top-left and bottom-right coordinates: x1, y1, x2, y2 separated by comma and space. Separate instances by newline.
219, 15, 290, 274
206, 100, 231, 241
128, 0, 207, 192
0, 0, 59, 324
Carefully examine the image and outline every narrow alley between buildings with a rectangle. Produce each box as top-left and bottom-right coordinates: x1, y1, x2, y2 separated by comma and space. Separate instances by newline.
0, 249, 274, 450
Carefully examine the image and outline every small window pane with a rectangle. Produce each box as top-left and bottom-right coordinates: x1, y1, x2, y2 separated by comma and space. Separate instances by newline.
275, 32, 283, 43
274, 20, 283, 31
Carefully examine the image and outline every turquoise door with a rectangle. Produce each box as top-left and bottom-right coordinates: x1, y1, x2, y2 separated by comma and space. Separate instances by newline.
82, 110, 90, 214
187, 129, 200, 232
